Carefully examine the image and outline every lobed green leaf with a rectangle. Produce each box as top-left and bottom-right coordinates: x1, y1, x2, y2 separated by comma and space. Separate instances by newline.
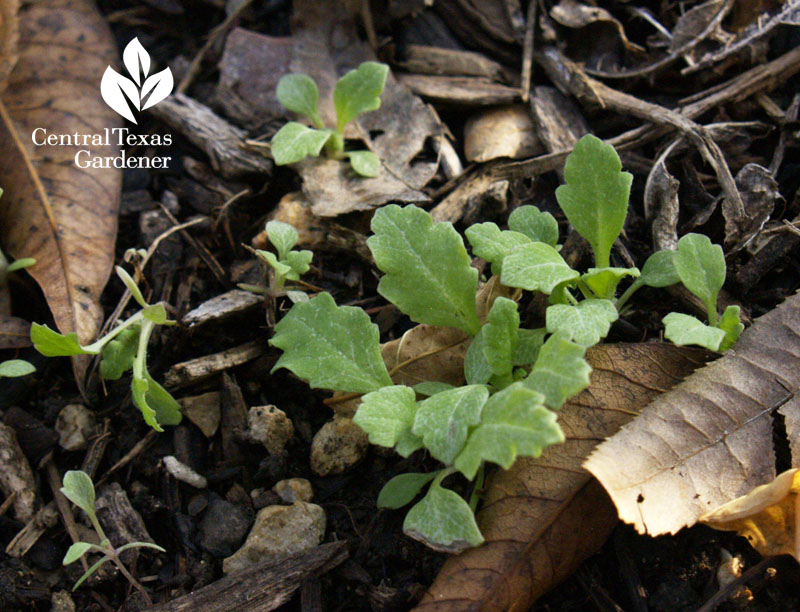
99, 326, 139, 380
284, 250, 313, 280
377, 471, 439, 509
581, 267, 639, 299
463, 328, 492, 385
513, 328, 546, 366
524, 332, 591, 409
501, 242, 579, 294
465, 223, 530, 276
507, 205, 559, 247
546, 299, 618, 347
353, 385, 422, 457
368, 205, 480, 335
482, 297, 519, 378
333, 62, 389, 132
663, 312, 725, 351
270, 292, 393, 393
31, 323, 95, 357
403, 481, 483, 552
266, 220, 299, 260
555, 134, 632, 268
271, 122, 332, 165
674, 233, 726, 324
455, 383, 563, 480
718, 305, 744, 352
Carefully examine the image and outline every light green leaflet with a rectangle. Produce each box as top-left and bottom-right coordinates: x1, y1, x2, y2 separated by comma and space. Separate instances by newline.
546, 299, 618, 347
31, 323, 94, 357
266, 220, 299, 260
0, 359, 35, 377
368, 205, 480, 335
99, 327, 139, 380
63, 542, 93, 565
514, 328, 546, 366
348, 150, 381, 177
718, 305, 744, 352
378, 471, 440, 509
333, 62, 389, 133
465, 223, 531, 276
464, 329, 492, 385
284, 250, 313, 280
270, 122, 331, 166
455, 383, 563, 480
276, 74, 322, 125
270, 292, 393, 393
413, 381, 455, 396
403, 480, 483, 552
483, 297, 519, 377
501, 242, 579, 294
674, 233, 726, 326
524, 332, 591, 409
61, 470, 96, 517
412, 385, 488, 464
555, 134, 632, 268
663, 312, 726, 351
353, 385, 423, 457
507, 205, 559, 247
581, 267, 639, 300
638, 250, 680, 288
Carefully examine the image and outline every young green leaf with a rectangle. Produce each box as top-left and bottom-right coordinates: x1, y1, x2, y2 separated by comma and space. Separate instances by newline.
257, 250, 293, 278
143, 374, 182, 428
31, 323, 95, 357
63, 542, 94, 565
61, 470, 96, 518
483, 297, 519, 377
266, 220, 299, 260
501, 242, 579, 294
0, 359, 35, 378
663, 312, 725, 351
368, 205, 480, 335
348, 150, 381, 177
271, 122, 332, 165
378, 471, 439, 509
403, 481, 484, 552
507, 205, 559, 247
718, 305, 744, 352
514, 328, 547, 366
6, 257, 36, 272
142, 303, 168, 325
674, 233, 725, 325
73, 557, 111, 591
465, 223, 531, 276
546, 299, 618, 347
525, 332, 591, 409
454, 383, 563, 480
412, 385, 488, 464
132, 376, 162, 432
284, 250, 313, 280
581, 267, 639, 299
639, 250, 680, 288
353, 385, 423, 457
270, 292, 393, 393
464, 329, 492, 385
116, 266, 147, 308
276, 73, 322, 124
333, 62, 389, 132
555, 134, 632, 268
413, 381, 456, 396
99, 326, 139, 380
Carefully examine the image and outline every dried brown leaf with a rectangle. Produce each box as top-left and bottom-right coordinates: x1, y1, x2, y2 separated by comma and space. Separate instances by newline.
414, 343, 708, 612
0, 314, 30, 349
585, 291, 800, 536
701, 468, 800, 561
0, 0, 121, 371
0, 0, 19, 91
463, 105, 543, 163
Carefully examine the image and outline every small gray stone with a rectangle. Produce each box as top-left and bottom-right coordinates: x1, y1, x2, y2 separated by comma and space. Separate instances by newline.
163, 455, 208, 488
55, 404, 95, 451
222, 502, 325, 574
250, 488, 281, 510
273, 478, 313, 504
310, 415, 369, 476
198, 498, 253, 558
248, 405, 294, 455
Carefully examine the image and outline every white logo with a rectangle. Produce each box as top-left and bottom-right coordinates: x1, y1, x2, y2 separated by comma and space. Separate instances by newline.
101, 38, 173, 124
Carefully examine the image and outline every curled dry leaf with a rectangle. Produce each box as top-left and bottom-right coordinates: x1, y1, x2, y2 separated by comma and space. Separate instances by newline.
701, 468, 800, 561
414, 343, 708, 612
0, 0, 121, 383
585, 291, 800, 536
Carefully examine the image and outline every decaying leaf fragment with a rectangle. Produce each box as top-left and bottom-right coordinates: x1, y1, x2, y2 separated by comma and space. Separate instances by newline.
585, 291, 800, 536
701, 468, 800, 561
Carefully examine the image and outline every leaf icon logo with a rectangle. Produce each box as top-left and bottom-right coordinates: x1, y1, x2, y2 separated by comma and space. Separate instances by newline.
101, 38, 173, 124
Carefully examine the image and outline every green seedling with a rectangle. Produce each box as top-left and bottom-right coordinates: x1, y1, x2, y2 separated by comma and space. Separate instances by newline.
270, 62, 389, 177
0, 359, 35, 378
248, 220, 312, 303
60, 470, 164, 603
268, 134, 741, 552
30, 266, 181, 431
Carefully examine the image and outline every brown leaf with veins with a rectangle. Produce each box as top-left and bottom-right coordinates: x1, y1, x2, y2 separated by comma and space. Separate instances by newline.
701, 468, 800, 561
0, 0, 122, 382
585, 291, 800, 536
414, 343, 709, 612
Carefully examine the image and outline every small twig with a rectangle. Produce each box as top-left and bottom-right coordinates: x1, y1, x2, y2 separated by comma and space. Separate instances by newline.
44, 456, 89, 572
0, 491, 17, 517
95, 430, 158, 488
695, 557, 775, 612
520, 0, 537, 102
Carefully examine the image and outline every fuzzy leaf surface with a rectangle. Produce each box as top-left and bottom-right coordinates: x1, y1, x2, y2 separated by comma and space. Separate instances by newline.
582, 267, 639, 299
348, 150, 381, 177
413, 385, 488, 464
464, 329, 492, 385
639, 250, 680, 288
465, 223, 530, 275
63, 542, 93, 565
514, 328, 547, 366
61, 470, 96, 517
284, 250, 313, 280
266, 220, 299, 260
99, 326, 139, 380
404, 482, 484, 553
507, 205, 559, 247
333, 62, 389, 132
663, 312, 725, 351
501, 243, 579, 294
718, 305, 744, 352
674, 233, 725, 320
378, 472, 439, 509
270, 122, 331, 165
546, 299, 618, 347
276, 73, 320, 120
525, 332, 591, 409
368, 205, 479, 335
0, 359, 35, 377
483, 297, 519, 377
271, 292, 392, 393
353, 385, 422, 456
555, 134, 632, 268
455, 383, 563, 479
